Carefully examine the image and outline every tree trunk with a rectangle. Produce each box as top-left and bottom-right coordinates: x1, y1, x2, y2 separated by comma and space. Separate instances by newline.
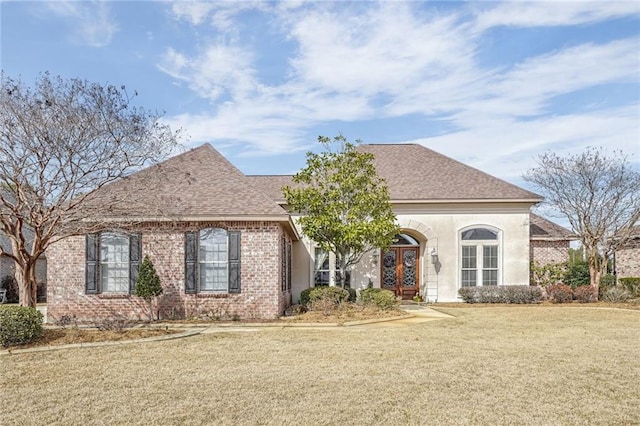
147, 299, 154, 321
16, 261, 38, 308
588, 256, 606, 301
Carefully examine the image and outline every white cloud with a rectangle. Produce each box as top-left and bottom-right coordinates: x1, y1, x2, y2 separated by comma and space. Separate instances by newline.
170, 1, 270, 31
408, 105, 640, 180
475, 1, 640, 31
170, 2, 216, 26
157, 44, 257, 102
157, 1, 639, 165
288, 3, 474, 98
46, 0, 117, 47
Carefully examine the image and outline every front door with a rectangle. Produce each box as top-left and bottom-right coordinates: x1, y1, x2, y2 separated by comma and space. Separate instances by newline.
381, 247, 420, 299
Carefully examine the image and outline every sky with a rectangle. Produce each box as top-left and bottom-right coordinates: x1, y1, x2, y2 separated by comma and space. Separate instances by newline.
1, 0, 639, 193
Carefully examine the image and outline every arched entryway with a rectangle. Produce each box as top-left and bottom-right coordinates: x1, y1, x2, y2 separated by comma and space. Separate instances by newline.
381, 233, 420, 300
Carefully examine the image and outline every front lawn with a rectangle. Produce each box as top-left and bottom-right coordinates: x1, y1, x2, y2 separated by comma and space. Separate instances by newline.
3, 306, 639, 425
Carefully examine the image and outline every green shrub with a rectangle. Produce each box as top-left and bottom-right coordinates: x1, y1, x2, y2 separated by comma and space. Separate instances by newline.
573, 285, 597, 303
598, 274, 617, 299
300, 287, 314, 306
301, 286, 352, 307
602, 287, 632, 303
458, 286, 543, 304
546, 284, 574, 303
359, 288, 398, 310
134, 256, 163, 321
345, 287, 357, 303
0, 306, 44, 347
309, 286, 349, 305
599, 274, 616, 288
530, 262, 566, 287
564, 262, 590, 288
619, 277, 640, 298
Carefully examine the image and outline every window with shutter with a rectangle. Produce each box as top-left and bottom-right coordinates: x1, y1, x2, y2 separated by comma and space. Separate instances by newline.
185, 228, 241, 294
85, 232, 142, 294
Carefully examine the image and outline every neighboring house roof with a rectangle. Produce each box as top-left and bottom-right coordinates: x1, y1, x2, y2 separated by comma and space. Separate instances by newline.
84, 144, 291, 221
529, 213, 576, 241
248, 143, 542, 203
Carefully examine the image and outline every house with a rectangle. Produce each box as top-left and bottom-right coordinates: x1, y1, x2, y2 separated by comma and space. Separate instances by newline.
529, 213, 576, 266
47, 143, 551, 322
615, 226, 640, 278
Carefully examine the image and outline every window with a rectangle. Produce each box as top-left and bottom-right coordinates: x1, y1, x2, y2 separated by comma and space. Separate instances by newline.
185, 228, 241, 294
460, 227, 500, 287
85, 232, 141, 294
281, 235, 292, 293
314, 248, 330, 286
313, 248, 351, 287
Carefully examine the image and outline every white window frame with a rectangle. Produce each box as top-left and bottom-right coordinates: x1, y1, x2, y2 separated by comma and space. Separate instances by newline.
459, 226, 502, 288
100, 232, 130, 293
199, 228, 229, 292
311, 246, 351, 287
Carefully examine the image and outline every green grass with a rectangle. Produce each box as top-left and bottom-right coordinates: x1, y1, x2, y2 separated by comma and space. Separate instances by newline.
3, 306, 639, 425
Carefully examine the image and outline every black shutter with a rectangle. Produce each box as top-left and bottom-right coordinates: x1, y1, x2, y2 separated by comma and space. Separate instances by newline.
287, 242, 292, 291
185, 231, 197, 294
86, 233, 99, 294
129, 234, 141, 293
228, 231, 241, 293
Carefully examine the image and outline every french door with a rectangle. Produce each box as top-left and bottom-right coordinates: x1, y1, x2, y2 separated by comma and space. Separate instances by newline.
381, 247, 420, 299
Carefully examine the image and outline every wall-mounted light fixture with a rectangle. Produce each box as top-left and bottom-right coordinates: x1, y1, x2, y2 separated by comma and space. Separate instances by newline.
372, 249, 379, 266
431, 248, 439, 265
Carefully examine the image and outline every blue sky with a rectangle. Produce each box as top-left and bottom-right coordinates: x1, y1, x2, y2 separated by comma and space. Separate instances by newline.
1, 0, 639, 190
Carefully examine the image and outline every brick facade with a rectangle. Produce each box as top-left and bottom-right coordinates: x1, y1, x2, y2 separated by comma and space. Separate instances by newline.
46, 221, 292, 323
530, 240, 570, 266
616, 239, 640, 278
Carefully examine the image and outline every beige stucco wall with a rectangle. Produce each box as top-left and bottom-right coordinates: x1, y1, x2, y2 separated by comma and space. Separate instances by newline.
290, 203, 533, 303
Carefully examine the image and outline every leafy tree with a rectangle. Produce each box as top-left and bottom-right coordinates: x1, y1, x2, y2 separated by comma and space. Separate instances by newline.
524, 148, 640, 298
283, 134, 399, 288
134, 256, 163, 321
0, 72, 180, 307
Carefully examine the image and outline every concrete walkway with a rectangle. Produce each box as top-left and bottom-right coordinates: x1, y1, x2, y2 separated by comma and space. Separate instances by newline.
1, 304, 453, 355
358, 304, 453, 327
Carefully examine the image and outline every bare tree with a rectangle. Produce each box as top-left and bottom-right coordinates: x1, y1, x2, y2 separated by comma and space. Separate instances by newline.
0, 72, 180, 307
524, 148, 640, 297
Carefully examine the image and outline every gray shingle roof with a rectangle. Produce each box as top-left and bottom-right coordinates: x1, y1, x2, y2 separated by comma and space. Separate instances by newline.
530, 213, 576, 241
359, 144, 541, 201
85, 144, 289, 220
248, 143, 542, 203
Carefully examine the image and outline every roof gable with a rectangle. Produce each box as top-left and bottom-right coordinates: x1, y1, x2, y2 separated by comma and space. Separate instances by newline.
86, 144, 288, 219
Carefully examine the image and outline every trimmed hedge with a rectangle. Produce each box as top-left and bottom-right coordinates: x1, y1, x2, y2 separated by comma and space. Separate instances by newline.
619, 277, 640, 298
546, 284, 574, 303
301, 286, 355, 306
359, 288, 399, 310
458, 285, 544, 304
0, 306, 44, 347
309, 286, 349, 305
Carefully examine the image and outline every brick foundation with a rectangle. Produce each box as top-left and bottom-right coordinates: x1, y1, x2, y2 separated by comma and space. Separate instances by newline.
46, 221, 292, 323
